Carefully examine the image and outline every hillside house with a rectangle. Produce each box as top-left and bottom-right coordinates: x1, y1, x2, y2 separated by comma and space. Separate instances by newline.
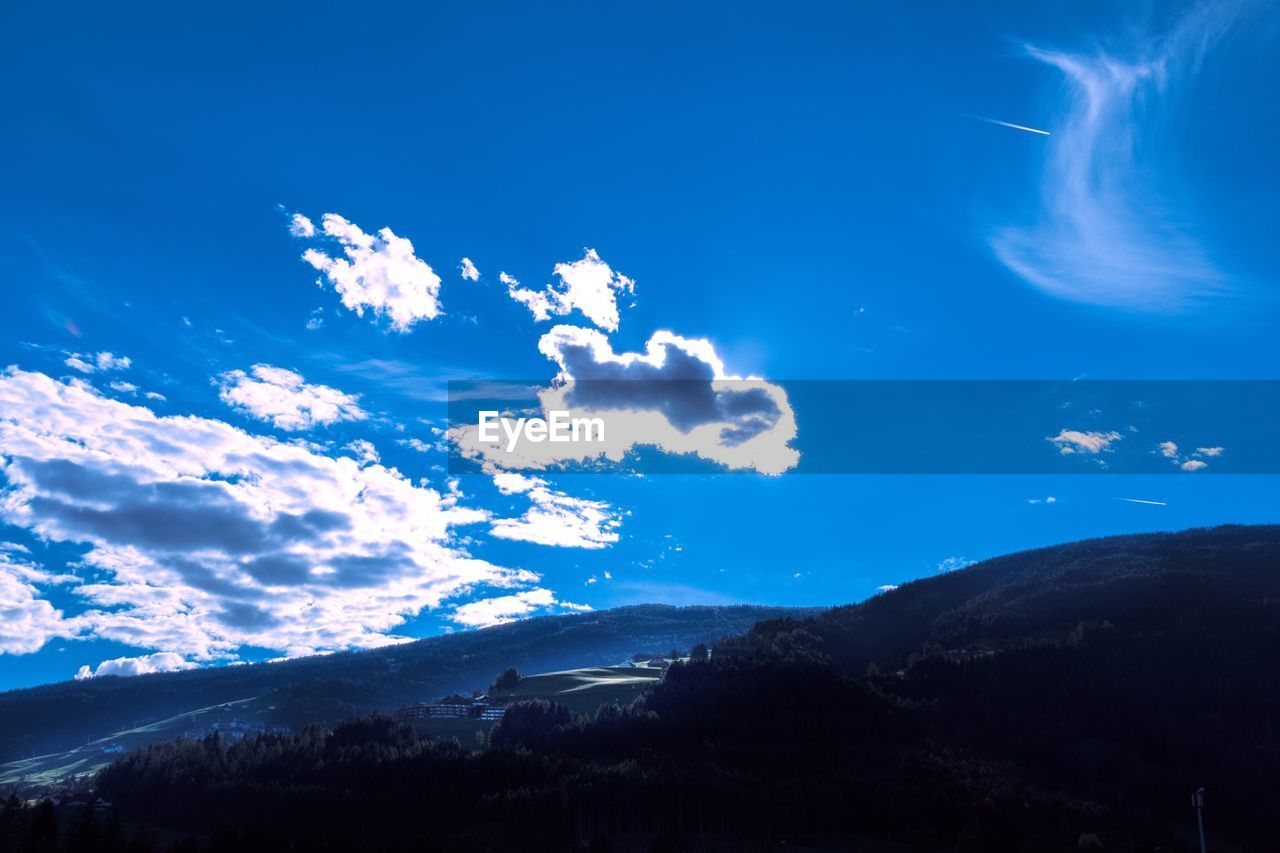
393, 698, 507, 721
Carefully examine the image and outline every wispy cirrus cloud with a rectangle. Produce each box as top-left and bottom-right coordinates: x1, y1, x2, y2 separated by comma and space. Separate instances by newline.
993, 2, 1242, 309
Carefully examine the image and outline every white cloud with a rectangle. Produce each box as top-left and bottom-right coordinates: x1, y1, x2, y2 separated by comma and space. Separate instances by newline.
217, 364, 368, 431
992, 4, 1238, 308
109, 381, 139, 395
0, 551, 73, 655
297, 213, 442, 332
1157, 439, 1223, 471
876, 584, 899, 593
0, 368, 541, 660
398, 437, 443, 454
450, 588, 591, 629
75, 652, 197, 680
937, 556, 977, 573
451, 325, 799, 475
459, 258, 480, 282
488, 472, 620, 549
64, 352, 131, 374
344, 439, 380, 466
506, 249, 635, 332
1047, 429, 1122, 455
289, 213, 315, 238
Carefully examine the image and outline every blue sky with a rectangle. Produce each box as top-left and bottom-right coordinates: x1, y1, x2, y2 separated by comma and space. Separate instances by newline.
1, 0, 1277, 689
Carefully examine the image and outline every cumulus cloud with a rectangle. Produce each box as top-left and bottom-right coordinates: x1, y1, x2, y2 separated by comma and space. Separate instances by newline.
216, 364, 368, 431
992, 3, 1239, 308
506, 249, 635, 332
451, 325, 799, 475
296, 213, 443, 332
64, 352, 131, 374
75, 651, 197, 680
1047, 429, 1122, 455
459, 258, 480, 282
488, 472, 620, 549
451, 588, 591, 629
0, 368, 541, 659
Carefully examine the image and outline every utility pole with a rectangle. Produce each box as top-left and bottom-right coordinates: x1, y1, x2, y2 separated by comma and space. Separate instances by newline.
1191, 787, 1207, 853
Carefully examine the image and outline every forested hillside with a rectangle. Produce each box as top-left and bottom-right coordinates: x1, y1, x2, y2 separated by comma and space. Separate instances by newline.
7, 525, 1279, 852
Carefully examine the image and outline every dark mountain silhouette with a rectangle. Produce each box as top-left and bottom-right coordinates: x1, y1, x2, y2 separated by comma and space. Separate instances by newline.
0, 604, 806, 763
12, 525, 1280, 852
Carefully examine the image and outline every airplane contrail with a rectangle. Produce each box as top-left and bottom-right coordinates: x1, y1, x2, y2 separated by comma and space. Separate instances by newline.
983, 117, 1051, 136
1116, 497, 1168, 506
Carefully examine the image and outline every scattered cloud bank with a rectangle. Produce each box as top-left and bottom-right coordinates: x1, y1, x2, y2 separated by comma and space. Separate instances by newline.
992, 3, 1240, 308
506, 249, 635, 332
450, 588, 591, 629
1157, 440, 1223, 472
75, 651, 196, 680
294, 213, 443, 332
452, 326, 799, 475
489, 472, 620, 549
216, 364, 368, 431
0, 369, 542, 660
1047, 429, 1122, 455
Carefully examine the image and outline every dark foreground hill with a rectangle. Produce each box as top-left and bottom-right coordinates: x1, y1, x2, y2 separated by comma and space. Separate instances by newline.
14, 525, 1280, 853
0, 604, 804, 764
